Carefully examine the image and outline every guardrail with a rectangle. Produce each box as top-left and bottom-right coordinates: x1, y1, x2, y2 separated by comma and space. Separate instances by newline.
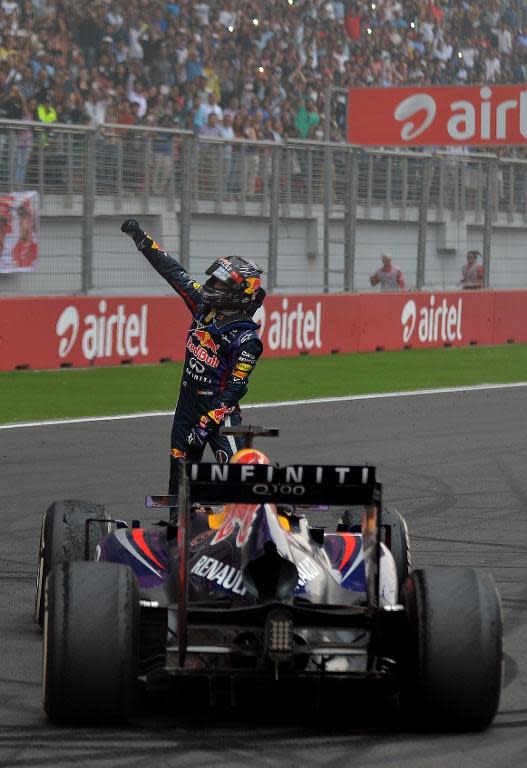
0, 119, 524, 295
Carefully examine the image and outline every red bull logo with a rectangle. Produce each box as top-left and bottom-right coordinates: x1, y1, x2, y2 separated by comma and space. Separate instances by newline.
211, 504, 258, 548
208, 404, 234, 424
194, 329, 220, 353
244, 277, 260, 295
171, 448, 186, 459
187, 336, 219, 367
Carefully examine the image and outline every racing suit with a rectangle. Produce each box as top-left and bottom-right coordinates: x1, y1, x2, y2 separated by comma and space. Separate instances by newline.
132, 234, 264, 493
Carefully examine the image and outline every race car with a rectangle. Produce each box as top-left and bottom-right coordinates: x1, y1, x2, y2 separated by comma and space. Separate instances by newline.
35, 426, 502, 731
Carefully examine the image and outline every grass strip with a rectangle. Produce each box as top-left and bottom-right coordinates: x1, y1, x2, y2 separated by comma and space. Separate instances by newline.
1, 344, 527, 424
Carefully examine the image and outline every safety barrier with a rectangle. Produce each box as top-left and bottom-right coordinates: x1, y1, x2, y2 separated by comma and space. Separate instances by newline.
1, 290, 526, 371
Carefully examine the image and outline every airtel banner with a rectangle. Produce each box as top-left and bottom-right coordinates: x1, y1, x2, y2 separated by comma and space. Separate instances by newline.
347, 85, 527, 146
1, 291, 527, 371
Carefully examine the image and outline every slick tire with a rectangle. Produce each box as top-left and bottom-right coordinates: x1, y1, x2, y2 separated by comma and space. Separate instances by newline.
338, 506, 411, 590
400, 567, 502, 731
34, 499, 110, 627
43, 561, 139, 725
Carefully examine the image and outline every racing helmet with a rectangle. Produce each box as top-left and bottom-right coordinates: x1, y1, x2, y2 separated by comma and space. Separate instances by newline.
229, 447, 270, 465
201, 256, 263, 310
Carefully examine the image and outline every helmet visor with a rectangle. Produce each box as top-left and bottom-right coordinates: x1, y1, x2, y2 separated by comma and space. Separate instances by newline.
206, 261, 243, 288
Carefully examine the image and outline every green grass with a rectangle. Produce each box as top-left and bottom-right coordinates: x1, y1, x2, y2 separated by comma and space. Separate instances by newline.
1, 344, 527, 424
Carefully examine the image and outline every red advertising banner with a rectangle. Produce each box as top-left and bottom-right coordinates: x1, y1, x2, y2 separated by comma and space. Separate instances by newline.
347, 85, 527, 146
1, 291, 527, 371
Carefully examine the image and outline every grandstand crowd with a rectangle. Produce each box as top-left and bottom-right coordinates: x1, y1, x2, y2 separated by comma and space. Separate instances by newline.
0, 0, 525, 144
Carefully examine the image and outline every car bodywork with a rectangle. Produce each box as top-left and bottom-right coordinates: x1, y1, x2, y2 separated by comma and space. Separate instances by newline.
94, 460, 402, 685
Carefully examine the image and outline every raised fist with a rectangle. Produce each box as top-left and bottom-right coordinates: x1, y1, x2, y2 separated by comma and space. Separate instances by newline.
120, 218, 142, 240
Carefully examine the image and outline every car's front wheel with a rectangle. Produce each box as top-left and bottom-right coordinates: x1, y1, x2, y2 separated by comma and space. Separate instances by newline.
43, 561, 139, 724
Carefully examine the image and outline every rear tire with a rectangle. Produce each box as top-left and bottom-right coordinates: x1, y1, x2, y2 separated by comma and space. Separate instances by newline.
400, 567, 502, 731
35, 499, 110, 626
43, 561, 139, 724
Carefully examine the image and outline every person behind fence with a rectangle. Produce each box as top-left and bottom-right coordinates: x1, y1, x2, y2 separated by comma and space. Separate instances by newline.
460, 250, 484, 290
370, 252, 406, 292
121, 217, 265, 497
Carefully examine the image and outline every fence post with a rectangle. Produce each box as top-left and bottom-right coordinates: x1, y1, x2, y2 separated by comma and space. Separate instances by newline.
344, 148, 358, 292
115, 135, 123, 211
215, 142, 224, 215
179, 135, 193, 270
81, 129, 96, 295
416, 156, 432, 291
8, 129, 16, 189
142, 135, 151, 214
323, 145, 332, 293
65, 132, 73, 209
167, 135, 176, 211
482, 157, 495, 289
267, 145, 280, 292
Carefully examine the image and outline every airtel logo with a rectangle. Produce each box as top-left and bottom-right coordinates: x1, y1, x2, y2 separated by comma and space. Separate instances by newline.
401, 296, 463, 344
394, 87, 527, 143
56, 301, 149, 360
254, 299, 322, 351
394, 94, 436, 141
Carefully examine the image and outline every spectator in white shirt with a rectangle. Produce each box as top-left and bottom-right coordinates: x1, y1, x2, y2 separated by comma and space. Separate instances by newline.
433, 35, 453, 63
497, 26, 513, 56
460, 45, 477, 69
202, 92, 223, 121
194, 3, 211, 26
370, 252, 406, 292
127, 81, 147, 118
218, 2, 236, 30
484, 49, 501, 81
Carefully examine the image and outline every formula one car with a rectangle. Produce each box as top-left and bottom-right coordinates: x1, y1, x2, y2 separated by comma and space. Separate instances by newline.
35, 426, 502, 731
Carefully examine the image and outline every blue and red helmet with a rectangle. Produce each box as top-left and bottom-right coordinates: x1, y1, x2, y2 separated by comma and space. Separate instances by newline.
202, 255, 263, 309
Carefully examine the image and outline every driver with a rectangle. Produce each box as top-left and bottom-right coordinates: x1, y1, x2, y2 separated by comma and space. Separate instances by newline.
204, 447, 292, 532
121, 218, 265, 495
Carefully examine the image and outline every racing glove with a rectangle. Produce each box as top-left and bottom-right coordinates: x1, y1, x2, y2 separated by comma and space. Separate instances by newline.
186, 408, 230, 449
186, 426, 210, 449
121, 218, 146, 246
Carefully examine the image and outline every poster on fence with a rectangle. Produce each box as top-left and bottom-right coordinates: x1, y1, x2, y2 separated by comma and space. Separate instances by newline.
0, 191, 39, 273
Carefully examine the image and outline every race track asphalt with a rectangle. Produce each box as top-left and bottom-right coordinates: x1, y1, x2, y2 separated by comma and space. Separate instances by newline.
1, 387, 527, 768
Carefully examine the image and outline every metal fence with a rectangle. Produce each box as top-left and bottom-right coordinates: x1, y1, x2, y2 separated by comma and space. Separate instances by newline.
0, 118, 525, 296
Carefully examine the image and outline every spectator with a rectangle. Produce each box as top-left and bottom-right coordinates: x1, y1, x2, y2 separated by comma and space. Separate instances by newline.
15, 101, 33, 186
460, 250, 484, 289
0, 0, 524, 149
220, 112, 235, 191
37, 91, 57, 125
370, 252, 406, 291
199, 111, 223, 138
202, 91, 223, 122
84, 84, 107, 126
152, 115, 174, 195
294, 98, 319, 139
191, 94, 208, 132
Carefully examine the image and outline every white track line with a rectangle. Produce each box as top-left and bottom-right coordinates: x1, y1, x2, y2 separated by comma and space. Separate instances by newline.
2, 381, 527, 431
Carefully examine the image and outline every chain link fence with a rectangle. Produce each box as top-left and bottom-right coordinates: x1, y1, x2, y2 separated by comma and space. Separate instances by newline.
0, 119, 525, 297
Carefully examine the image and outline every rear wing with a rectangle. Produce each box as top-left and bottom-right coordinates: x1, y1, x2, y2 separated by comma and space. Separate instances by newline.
146, 463, 379, 508
146, 463, 382, 668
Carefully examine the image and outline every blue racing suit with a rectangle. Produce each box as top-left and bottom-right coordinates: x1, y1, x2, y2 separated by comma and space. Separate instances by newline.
134, 234, 264, 492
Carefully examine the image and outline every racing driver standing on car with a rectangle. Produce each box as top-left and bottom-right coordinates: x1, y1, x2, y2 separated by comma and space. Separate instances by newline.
121, 218, 265, 495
